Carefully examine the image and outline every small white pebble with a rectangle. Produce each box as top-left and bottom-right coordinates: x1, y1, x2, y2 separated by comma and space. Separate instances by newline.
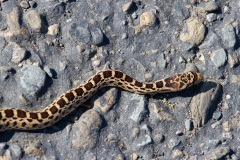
226, 95, 231, 99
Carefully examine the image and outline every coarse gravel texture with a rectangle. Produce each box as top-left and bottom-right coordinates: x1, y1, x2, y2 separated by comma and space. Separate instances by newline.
0, 0, 240, 159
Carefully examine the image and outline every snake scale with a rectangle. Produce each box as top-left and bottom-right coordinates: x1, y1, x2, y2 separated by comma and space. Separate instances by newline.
0, 70, 203, 132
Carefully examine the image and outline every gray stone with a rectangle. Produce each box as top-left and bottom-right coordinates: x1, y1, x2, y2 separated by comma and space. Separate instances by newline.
9, 144, 22, 159
190, 81, 221, 128
179, 56, 186, 64
185, 119, 192, 131
135, 135, 152, 148
169, 139, 180, 148
223, 6, 229, 13
206, 13, 217, 22
153, 134, 164, 143
205, 147, 230, 160
210, 48, 227, 68
129, 95, 147, 123
20, 1, 30, 9
25, 10, 43, 32
122, 1, 133, 12
10, 42, 27, 63
43, 66, 53, 78
207, 139, 221, 147
88, 25, 104, 45
232, 75, 240, 87
220, 24, 236, 49
20, 65, 46, 96
69, 23, 104, 46
199, 32, 221, 49
0, 70, 9, 81
132, 12, 138, 19
72, 110, 103, 148
228, 52, 239, 68
213, 112, 222, 120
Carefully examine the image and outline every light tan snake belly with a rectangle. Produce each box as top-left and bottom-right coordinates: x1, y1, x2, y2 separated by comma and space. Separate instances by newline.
0, 70, 203, 132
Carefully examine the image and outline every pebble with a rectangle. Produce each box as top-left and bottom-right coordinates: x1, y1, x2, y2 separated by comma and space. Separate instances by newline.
179, 56, 186, 64
176, 130, 183, 136
132, 153, 139, 160
223, 6, 229, 13
185, 119, 192, 131
220, 24, 236, 49
10, 42, 27, 63
210, 48, 227, 68
141, 124, 151, 133
129, 95, 146, 123
132, 12, 138, 19
20, 65, 46, 96
9, 144, 22, 159
6, 8, 22, 35
232, 75, 240, 87
206, 13, 217, 22
47, 24, 59, 35
213, 112, 222, 120
169, 138, 180, 148
122, 33, 128, 39
25, 10, 43, 32
180, 18, 206, 45
136, 135, 152, 148
226, 94, 231, 99
29, 1, 37, 8
133, 128, 140, 138
43, 66, 53, 78
92, 60, 101, 67
107, 134, 117, 141
72, 110, 103, 148
20, 1, 30, 9
204, 1, 218, 12
199, 32, 220, 49
69, 23, 104, 45
122, 1, 133, 12
228, 52, 239, 68
140, 12, 156, 26
172, 149, 183, 158
154, 133, 164, 143
207, 139, 221, 147
205, 147, 230, 160
0, 70, 9, 81
88, 25, 104, 46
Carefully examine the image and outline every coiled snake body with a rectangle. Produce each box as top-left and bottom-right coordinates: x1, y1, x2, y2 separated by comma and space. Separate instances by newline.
0, 70, 203, 132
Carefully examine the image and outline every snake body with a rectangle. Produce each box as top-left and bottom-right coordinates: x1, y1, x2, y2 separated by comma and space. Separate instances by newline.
0, 70, 203, 132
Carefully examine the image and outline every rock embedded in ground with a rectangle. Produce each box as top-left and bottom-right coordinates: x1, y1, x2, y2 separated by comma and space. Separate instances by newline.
228, 52, 239, 68
190, 81, 221, 128
72, 110, 103, 149
9, 42, 27, 63
205, 147, 230, 160
210, 48, 227, 68
180, 18, 205, 45
47, 24, 59, 35
25, 10, 43, 32
206, 13, 217, 22
140, 12, 156, 26
220, 24, 236, 49
20, 65, 46, 96
122, 1, 133, 12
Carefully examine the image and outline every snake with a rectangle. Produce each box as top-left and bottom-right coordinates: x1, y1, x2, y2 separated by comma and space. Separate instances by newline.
0, 70, 203, 132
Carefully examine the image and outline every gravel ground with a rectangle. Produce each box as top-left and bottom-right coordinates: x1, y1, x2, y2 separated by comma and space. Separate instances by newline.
0, 0, 240, 159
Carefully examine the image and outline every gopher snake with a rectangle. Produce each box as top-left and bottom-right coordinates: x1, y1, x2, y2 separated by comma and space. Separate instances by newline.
0, 70, 203, 132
